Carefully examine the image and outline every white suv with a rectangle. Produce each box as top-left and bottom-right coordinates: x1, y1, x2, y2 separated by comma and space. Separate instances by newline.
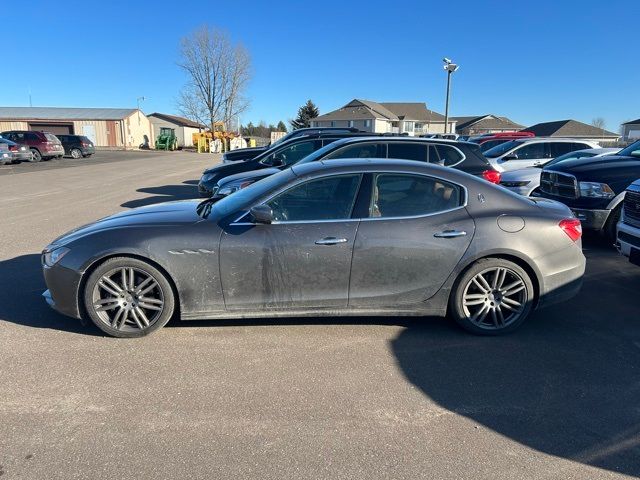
483, 138, 599, 172
617, 179, 640, 267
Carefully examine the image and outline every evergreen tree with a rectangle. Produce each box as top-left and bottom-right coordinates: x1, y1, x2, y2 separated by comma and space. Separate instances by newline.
290, 100, 319, 130
276, 120, 288, 132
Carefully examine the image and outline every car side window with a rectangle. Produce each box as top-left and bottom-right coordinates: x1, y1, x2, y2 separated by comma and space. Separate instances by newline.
387, 143, 428, 162
370, 174, 462, 218
573, 143, 592, 151
511, 142, 548, 160
435, 145, 464, 166
265, 140, 318, 166
324, 142, 383, 159
266, 174, 362, 222
549, 142, 574, 157
26, 133, 39, 142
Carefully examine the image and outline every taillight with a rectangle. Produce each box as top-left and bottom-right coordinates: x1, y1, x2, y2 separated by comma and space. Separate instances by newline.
8, 145, 17, 151
559, 218, 582, 242
482, 169, 501, 184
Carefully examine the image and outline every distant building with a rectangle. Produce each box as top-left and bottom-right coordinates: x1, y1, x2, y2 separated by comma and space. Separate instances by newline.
148, 113, 205, 148
0, 107, 152, 148
621, 119, 640, 142
523, 119, 620, 143
310, 99, 456, 136
452, 115, 524, 135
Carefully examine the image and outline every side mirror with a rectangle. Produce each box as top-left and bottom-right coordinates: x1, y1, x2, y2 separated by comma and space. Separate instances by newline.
270, 154, 285, 167
250, 205, 273, 224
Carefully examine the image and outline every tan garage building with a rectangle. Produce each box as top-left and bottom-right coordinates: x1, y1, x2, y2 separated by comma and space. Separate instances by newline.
0, 107, 152, 149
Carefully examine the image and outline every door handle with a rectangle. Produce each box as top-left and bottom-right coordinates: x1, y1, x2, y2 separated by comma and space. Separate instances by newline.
315, 237, 348, 245
433, 230, 467, 238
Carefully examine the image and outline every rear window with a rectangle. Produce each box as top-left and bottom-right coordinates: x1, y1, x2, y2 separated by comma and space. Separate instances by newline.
80, 136, 92, 143
44, 133, 60, 143
434, 145, 464, 166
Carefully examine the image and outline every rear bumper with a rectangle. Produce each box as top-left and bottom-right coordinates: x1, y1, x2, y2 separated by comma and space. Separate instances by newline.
536, 243, 586, 309
571, 208, 610, 231
12, 151, 33, 161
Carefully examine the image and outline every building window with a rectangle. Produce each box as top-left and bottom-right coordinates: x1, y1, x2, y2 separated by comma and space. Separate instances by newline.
403, 121, 415, 133
330, 121, 335, 127
364, 120, 371, 128
348, 120, 354, 128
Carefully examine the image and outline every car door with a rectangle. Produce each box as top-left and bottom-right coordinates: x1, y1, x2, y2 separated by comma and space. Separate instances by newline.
499, 142, 550, 170
349, 172, 474, 307
219, 173, 363, 310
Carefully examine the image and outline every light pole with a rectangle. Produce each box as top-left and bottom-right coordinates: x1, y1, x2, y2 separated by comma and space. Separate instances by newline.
442, 58, 459, 134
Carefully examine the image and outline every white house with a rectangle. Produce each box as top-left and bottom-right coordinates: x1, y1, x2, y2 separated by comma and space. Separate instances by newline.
310, 99, 456, 136
148, 113, 205, 148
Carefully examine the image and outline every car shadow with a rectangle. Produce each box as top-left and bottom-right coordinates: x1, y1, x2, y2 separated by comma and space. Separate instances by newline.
0, 254, 101, 336
392, 240, 640, 476
121, 180, 200, 208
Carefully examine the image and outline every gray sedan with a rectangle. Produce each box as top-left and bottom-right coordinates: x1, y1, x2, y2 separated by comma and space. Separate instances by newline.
500, 148, 621, 196
42, 159, 585, 338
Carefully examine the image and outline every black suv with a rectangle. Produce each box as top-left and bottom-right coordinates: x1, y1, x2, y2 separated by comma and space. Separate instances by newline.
209, 137, 499, 199
56, 134, 95, 158
223, 127, 364, 164
200, 131, 378, 197
538, 140, 640, 241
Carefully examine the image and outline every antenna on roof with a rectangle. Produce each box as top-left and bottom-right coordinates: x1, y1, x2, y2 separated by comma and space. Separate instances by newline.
28, 87, 32, 107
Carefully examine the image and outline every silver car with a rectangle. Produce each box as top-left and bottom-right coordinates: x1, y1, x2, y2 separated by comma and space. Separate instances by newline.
484, 138, 600, 172
42, 159, 585, 338
500, 148, 621, 196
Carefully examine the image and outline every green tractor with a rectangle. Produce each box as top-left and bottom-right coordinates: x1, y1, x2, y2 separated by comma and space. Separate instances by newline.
155, 127, 178, 151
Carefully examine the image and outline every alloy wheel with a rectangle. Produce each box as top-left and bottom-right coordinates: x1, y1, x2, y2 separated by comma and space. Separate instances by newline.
71, 149, 82, 159
91, 267, 165, 332
461, 267, 528, 330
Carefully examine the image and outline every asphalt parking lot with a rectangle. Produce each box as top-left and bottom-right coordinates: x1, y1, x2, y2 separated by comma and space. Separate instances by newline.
1, 151, 639, 480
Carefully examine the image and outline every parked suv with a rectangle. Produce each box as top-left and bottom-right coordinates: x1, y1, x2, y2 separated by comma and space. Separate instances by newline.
56, 134, 95, 158
538, 140, 640, 241
617, 178, 640, 266
0, 130, 64, 162
0, 137, 33, 162
222, 127, 364, 164
199, 131, 377, 196
211, 137, 500, 199
483, 138, 598, 172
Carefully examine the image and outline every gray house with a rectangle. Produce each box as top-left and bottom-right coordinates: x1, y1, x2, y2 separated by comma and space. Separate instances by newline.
310, 99, 456, 136
452, 115, 524, 135
621, 119, 640, 142
523, 119, 619, 143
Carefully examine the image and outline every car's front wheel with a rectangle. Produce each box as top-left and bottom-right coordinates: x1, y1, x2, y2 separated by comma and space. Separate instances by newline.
449, 258, 535, 335
83, 257, 175, 338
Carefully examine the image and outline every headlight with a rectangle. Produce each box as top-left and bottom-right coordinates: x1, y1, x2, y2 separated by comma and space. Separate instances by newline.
578, 181, 615, 199
500, 180, 530, 187
218, 180, 256, 196
43, 246, 70, 267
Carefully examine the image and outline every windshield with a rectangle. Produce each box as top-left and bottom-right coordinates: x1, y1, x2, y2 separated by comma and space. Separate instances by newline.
206, 169, 295, 218
543, 150, 596, 168
295, 142, 340, 165
483, 140, 521, 158
617, 140, 640, 157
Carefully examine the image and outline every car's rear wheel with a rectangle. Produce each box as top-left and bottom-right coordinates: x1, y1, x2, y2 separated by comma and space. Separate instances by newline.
449, 258, 535, 335
83, 257, 175, 338
29, 149, 41, 162
71, 148, 82, 159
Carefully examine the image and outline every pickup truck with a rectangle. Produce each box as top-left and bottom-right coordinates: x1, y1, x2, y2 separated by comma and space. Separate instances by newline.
617, 178, 640, 266
537, 140, 640, 242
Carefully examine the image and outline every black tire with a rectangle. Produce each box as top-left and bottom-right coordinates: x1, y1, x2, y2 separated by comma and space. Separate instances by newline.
603, 206, 621, 245
70, 148, 82, 159
449, 258, 535, 335
30, 149, 41, 162
83, 257, 175, 338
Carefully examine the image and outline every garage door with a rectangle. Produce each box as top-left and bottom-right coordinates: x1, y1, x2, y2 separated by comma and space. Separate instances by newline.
28, 123, 73, 135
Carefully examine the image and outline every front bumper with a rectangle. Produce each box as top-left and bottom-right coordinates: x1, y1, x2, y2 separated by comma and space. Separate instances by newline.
570, 208, 610, 231
42, 263, 83, 319
617, 221, 640, 265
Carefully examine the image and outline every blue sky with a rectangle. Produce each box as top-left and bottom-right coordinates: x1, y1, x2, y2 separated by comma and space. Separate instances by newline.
3, 0, 638, 131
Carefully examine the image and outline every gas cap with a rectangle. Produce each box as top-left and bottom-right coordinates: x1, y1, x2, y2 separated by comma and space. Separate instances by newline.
497, 215, 525, 233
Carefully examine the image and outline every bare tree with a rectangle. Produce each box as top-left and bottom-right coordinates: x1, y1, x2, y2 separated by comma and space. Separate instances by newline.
591, 117, 606, 130
177, 26, 251, 131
